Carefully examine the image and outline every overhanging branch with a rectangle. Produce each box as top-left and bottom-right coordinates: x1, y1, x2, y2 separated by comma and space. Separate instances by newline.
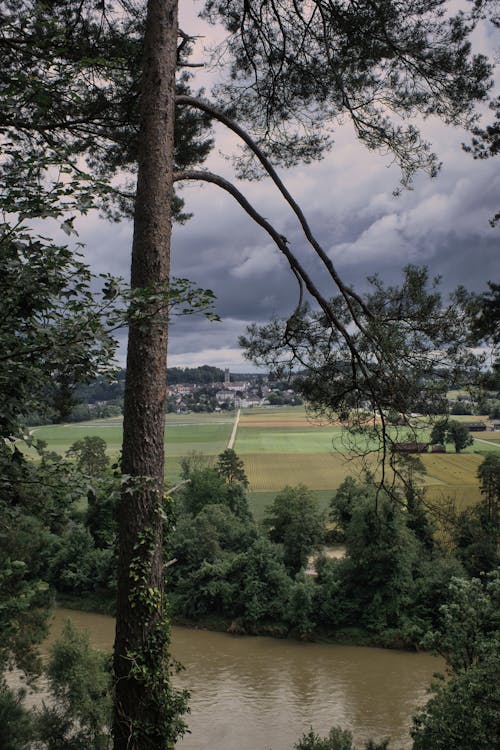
173, 168, 378, 404
176, 94, 374, 329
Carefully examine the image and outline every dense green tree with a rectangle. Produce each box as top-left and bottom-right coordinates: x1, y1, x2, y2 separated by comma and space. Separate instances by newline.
216, 448, 249, 486
405, 485, 436, 555
35, 621, 112, 749
477, 454, 500, 527
430, 419, 474, 453
330, 476, 372, 536
411, 651, 500, 750
449, 455, 500, 576
421, 575, 499, 672
429, 420, 448, 446
0, 439, 87, 679
173, 555, 238, 620
180, 468, 232, 516
448, 421, 474, 453
342, 495, 418, 632
48, 526, 115, 596
67, 436, 110, 476
169, 499, 259, 619
0, 233, 118, 435
0, 684, 33, 750
171, 526, 293, 629
1, 619, 115, 750
86, 476, 119, 551
286, 574, 317, 639
412, 573, 500, 750
265, 485, 325, 575
409, 557, 466, 634
179, 464, 251, 519
452, 506, 499, 577
170, 503, 257, 577
230, 537, 293, 629
321, 478, 419, 633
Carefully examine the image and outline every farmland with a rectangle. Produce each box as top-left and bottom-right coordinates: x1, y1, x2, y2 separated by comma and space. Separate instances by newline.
31, 413, 235, 484
31, 406, 498, 520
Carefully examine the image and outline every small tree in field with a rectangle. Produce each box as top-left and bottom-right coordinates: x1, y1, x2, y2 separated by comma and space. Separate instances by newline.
216, 449, 248, 487
430, 420, 474, 453
448, 422, 474, 453
67, 436, 110, 476
477, 454, 500, 527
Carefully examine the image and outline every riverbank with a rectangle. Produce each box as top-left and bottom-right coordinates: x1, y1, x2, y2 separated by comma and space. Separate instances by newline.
55, 593, 418, 651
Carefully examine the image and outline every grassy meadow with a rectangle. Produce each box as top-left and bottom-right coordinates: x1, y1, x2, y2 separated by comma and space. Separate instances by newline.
31, 406, 499, 521
32, 412, 235, 483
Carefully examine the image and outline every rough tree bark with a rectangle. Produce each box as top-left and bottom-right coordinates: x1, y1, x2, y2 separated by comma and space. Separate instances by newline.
113, 1, 180, 748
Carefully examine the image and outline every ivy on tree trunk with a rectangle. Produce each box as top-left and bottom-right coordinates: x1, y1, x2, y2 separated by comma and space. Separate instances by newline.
113, 1, 186, 748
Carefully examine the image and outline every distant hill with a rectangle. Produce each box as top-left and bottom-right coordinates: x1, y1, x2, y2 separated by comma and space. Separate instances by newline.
167, 365, 225, 385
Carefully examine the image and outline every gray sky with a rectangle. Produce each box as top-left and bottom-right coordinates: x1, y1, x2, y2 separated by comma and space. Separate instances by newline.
75, 3, 499, 372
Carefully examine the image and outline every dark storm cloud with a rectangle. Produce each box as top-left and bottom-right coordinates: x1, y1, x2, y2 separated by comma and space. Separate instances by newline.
73, 11, 498, 370
77, 131, 498, 370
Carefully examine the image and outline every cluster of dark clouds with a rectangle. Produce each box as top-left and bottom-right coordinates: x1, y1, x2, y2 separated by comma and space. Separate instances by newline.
75, 6, 499, 372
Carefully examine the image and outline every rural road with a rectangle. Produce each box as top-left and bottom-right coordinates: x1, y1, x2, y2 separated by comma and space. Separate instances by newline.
474, 437, 500, 450
227, 408, 241, 449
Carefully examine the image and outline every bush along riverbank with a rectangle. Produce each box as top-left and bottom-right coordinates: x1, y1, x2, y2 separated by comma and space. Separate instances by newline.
47, 452, 499, 651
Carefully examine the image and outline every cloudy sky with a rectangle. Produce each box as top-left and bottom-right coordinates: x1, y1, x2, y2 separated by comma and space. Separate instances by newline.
76, 4, 499, 372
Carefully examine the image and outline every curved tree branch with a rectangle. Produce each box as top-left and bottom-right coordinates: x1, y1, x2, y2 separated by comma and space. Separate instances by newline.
173, 168, 380, 408
174, 97, 390, 443
176, 94, 375, 330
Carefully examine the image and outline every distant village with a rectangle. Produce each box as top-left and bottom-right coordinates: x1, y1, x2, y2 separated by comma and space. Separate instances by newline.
48, 366, 498, 426
166, 368, 303, 413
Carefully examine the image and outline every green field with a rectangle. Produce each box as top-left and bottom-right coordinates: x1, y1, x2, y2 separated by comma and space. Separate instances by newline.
31, 406, 498, 521
32, 413, 235, 483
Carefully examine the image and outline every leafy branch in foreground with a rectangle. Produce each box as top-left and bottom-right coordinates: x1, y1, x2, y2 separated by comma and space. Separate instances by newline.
0, 218, 218, 435
0, 222, 117, 434
412, 573, 500, 750
240, 267, 481, 483
0, 0, 211, 224
203, 0, 494, 188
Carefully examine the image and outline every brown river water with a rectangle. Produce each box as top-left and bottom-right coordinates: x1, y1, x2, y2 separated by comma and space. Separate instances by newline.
18, 608, 443, 750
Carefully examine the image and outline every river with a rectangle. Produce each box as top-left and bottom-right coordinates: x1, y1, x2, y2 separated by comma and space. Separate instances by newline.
28, 609, 443, 750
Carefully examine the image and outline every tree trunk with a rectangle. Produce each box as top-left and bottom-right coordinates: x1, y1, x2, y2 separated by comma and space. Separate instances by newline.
113, 1, 181, 748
